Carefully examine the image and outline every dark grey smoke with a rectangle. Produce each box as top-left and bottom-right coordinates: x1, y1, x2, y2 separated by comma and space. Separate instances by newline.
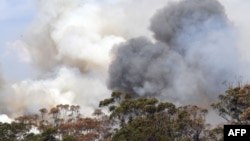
108, 0, 240, 106
109, 37, 179, 95
150, 0, 227, 47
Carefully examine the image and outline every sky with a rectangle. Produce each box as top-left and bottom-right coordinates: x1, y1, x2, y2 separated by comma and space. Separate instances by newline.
0, 0, 35, 82
1, 0, 250, 126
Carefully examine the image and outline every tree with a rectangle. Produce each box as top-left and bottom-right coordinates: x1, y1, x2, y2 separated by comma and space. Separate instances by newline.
175, 105, 208, 141
41, 127, 57, 141
100, 91, 209, 141
0, 122, 15, 141
62, 135, 77, 141
39, 108, 48, 121
23, 133, 42, 141
4, 84, 247, 141
0, 121, 34, 141
203, 125, 223, 141
211, 84, 250, 124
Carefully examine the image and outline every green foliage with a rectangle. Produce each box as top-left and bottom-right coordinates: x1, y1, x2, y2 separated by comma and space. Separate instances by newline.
0, 122, 14, 141
99, 98, 115, 107
62, 135, 77, 141
41, 127, 57, 141
0, 121, 32, 141
112, 117, 170, 141
111, 91, 122, 99
211, 84, 250, 124
99, 92, 210, 141
205, 126, 223, 141
23, 133, 42, 141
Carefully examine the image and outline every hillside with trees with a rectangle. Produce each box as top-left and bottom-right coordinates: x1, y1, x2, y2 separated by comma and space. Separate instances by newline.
1, 84, 250, 141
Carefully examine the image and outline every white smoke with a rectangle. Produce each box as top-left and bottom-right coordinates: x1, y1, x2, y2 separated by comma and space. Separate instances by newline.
0, 114, 12, 123
220, 0, 250, 75
23, 0, 125, 72
0, 0, 173, 116
5, 67, 109, 116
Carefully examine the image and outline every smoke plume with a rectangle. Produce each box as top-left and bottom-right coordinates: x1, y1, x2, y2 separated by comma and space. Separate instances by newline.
1, 0, 250, 122
0, 72, 4, 89
0, 71, 7, 113
23, 0, 124, 72
108, 0, 241, 106
0, 0, 171, 116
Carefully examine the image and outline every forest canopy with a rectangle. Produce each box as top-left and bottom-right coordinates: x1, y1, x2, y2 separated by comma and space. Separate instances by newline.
1, 84, 250, 141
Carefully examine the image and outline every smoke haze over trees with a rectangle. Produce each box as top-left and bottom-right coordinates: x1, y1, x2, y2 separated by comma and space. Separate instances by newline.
1, 84, 250, 140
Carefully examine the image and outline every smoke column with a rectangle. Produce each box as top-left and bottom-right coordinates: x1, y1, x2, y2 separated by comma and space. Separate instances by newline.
0, 0, 171, 117
108, 0, 241, 106
0, 71, 7, 113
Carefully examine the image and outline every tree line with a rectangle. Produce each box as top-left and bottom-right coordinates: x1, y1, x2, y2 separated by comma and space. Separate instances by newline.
1, 84, 250, 141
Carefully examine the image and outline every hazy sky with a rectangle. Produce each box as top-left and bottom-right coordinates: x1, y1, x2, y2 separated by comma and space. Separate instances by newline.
0, 0, 35, 82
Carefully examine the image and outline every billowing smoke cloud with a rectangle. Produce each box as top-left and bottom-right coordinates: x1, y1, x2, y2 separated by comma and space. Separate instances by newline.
0, 0, 172, 116
1, 0, 250, 121
23, 0, 125, 72
108, 0, 242, 106
22, 0, 172, 73
0, 73, 13, 122
6, 67, 110, 116
0, 114, 12, 123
